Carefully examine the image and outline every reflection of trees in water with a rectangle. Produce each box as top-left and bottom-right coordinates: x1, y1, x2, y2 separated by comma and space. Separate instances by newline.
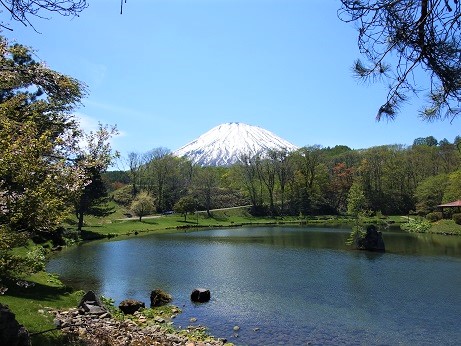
386, 232, 461, 258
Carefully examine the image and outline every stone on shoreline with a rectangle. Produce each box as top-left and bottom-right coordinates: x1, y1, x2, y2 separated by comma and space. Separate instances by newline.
51, 307, 227, 346
119, 299, 145, 315
150, 288, 173, 307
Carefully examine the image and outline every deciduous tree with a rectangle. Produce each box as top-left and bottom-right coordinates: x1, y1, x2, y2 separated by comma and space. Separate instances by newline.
130, 191, 155, 221
174, 195, 196, 222
74, 124, 119, 232
0, 37, 86, 279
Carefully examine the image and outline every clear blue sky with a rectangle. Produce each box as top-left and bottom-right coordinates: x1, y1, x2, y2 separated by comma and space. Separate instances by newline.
5, 0, 460, 162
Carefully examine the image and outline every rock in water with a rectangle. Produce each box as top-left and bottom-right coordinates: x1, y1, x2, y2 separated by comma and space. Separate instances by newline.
119, 299, 145, 314
150, 289, 172, 307
190, 288, 211, 303
358, 225, 385, 252
0, 303, 31, 346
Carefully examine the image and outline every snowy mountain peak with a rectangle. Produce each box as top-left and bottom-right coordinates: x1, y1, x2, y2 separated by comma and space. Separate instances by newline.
173, 122, 299, 166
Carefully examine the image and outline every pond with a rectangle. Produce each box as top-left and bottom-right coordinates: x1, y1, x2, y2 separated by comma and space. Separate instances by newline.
47, 227, 461, 345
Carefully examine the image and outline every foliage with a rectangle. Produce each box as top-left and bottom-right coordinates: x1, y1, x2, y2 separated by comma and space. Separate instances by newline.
174, 195, 197, 222
442, 169, 461, 202
452, 213, 461, 225
0, 37, 87, 237
130, 191, 155, 221
74, 124, 119, 232
401, 218, 432, 233
0, 36, 97, 279
426, 211, 443, 222
339, 0, 461, 121
345, 225, 366, 247
112, 185, 134, 206
347, 181, 367, 215
415, 174, 449, 214
113, 136, 461, 220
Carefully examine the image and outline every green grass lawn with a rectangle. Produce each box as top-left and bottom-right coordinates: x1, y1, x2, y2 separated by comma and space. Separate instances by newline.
77, 206, 365, 240
1, 271, 84, 345
429, 219, 461, 235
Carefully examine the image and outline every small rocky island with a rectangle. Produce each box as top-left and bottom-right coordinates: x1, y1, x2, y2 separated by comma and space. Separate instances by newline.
353, 225, 386, 252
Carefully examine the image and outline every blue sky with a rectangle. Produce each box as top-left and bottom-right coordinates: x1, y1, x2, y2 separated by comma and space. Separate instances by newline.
5, 0, 460, 162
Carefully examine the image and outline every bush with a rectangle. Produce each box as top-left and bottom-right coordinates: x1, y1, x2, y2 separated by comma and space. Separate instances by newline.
401, 218, 431, 233
452, 213, 461, 225
426, 211, 443, 222
113, 185, 134, 206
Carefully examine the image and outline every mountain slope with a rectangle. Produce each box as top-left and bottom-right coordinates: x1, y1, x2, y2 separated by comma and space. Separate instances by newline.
173, 122, 299, 166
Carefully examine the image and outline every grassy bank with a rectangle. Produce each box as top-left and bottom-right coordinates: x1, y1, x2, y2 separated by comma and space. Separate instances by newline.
76, 206, 397, 240
401, 216, 461, 235
1, 271, 84, 345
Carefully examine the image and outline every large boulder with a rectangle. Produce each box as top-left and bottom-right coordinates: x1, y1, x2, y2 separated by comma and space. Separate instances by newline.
0, 303, 31, 346
78, 290, 103, 308
150, 289, 172, 307
119, 299, 145, 315
358, 225, 385, 252
190, 288, 211, 303
78, 290, 108, 316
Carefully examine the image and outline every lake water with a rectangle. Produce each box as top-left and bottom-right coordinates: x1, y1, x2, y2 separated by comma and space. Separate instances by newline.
47, 227, 461, 345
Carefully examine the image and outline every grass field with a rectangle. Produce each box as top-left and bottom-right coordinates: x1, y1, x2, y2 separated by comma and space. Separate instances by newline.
76, 206, 365, 240
1, 272, 84, 345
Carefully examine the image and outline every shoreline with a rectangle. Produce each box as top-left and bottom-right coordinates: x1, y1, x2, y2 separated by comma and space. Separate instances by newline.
51, 306, 232, 346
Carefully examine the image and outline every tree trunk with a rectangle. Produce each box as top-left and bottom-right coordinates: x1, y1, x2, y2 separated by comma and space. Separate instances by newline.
77, 211, 84, 233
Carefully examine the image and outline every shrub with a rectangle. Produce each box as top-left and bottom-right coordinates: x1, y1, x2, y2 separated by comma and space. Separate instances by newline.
452, 213, 461, 225
426, 211, 443, 222
113, 185, 134, 206
401, 219, 431, 233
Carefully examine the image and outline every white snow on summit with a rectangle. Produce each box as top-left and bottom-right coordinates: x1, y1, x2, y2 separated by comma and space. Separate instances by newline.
173, 122, 299, 166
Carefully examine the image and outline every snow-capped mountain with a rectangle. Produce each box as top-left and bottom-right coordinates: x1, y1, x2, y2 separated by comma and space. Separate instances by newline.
173, 122, 299, 166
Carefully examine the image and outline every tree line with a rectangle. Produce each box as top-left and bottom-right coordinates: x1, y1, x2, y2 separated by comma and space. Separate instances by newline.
108, 135, 461, 220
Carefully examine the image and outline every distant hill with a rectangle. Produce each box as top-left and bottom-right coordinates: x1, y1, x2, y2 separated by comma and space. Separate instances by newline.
173, 122, 299, 166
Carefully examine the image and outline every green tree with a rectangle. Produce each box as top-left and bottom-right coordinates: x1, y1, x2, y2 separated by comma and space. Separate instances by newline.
414, 174, 449, 214
347, 181, 367, 216
290, 146, 328, 214
329, 162, 354, 213
238, 153, 264, 214
130, 191, 155, 221
193, 166, 219, 217
257, 155, 277, 216
0, 37, 85, 235
126, 151, 144, 196
273, 149, 294, 216
0, 37, 85, 279
442, 169, 461, 203
339, 1, 461, 120
413, 136, 438, 147
174, 195, 196, 222
74, 124, 119, 232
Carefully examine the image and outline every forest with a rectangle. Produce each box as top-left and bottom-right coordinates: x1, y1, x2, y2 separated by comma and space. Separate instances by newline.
107, 136, 461, 220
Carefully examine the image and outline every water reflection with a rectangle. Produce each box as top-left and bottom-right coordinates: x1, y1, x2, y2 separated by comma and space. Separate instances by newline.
47, 227, 461, 345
